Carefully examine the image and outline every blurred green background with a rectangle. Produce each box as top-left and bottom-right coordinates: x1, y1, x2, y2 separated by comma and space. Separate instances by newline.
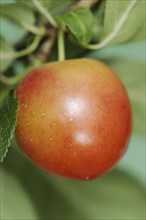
1, 3, 146, 219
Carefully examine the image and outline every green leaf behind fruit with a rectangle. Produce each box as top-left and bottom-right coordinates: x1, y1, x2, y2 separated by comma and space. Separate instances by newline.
0, 0, 16, 4
0, 3, 37, 33
56, 8, 95, 45
0, 36, 15, 73
100, 0, 145, 45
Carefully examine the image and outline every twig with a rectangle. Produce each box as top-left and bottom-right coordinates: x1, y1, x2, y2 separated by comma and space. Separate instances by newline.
32, 0, 58, 28
72, 0, 98, 9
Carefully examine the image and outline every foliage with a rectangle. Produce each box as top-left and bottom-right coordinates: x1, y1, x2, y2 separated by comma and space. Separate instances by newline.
0, 0, 145, 219
0, 37, 15, 72
0, 93, 18, 162
56, 8, 95, 44
101, 0, 145, 44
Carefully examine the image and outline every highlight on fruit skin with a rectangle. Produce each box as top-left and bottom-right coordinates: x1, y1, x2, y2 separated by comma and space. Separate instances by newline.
15, 58, 132, 180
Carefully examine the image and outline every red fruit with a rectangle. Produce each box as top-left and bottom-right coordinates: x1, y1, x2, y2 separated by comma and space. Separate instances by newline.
15, 59, 132, 180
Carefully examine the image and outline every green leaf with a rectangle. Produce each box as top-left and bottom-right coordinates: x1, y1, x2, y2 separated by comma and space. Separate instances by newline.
0, 0, 16, 4
0, 37, 15, 73
0, 3, 38, 34
56, 8, 95, 45
92, 1, 105, 42
45, 0, 75, 15
15, 0, 35, 10
16, 0, 74, 15
0, 17, 27, 45
0, 93, 19, 162
100, 0, 145, 45
130, 21, 146, 42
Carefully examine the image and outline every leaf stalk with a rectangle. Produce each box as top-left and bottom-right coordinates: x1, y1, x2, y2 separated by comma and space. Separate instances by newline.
57, 28, 65, 62
32, 0, 58, 28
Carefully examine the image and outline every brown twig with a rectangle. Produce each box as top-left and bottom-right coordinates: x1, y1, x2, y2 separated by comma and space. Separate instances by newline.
72, 0, 99, 9
37, 28, 57, 61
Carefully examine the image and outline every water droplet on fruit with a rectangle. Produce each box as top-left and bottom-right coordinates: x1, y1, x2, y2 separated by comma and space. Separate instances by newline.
66, 137, 70, 142
69, 118, 73, 122
49, 137, 53, 141
30, 138, 33, 142
42, 112, 46, 116
65, 137, 73, 149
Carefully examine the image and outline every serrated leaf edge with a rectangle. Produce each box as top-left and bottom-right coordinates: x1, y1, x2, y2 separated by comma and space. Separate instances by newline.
0, 98, 19, 162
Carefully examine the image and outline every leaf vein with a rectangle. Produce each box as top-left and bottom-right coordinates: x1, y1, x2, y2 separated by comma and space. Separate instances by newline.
86, 0, 138, 49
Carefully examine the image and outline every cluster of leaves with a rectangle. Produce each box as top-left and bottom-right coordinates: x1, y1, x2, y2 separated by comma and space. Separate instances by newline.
0, 0, 145, 161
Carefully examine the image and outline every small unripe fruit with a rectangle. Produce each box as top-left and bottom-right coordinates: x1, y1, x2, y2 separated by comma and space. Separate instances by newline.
15, 59, 132, 180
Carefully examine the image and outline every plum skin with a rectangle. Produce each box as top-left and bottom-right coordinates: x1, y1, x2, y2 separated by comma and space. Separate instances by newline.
15, 58, 132, 180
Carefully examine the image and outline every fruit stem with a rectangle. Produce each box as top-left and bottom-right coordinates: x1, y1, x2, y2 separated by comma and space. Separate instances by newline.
58, 28, 65, 62
32, 0, 58, 28
1, 35, 42, 60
